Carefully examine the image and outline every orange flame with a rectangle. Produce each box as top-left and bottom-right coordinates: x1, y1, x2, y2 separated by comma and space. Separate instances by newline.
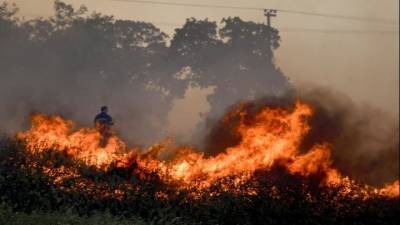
17, 114, 135, 169
377, 181, 400, 198
16, 101, 399, 198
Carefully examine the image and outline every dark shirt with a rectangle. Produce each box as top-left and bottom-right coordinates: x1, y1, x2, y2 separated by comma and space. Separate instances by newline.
94, 112, 113, 124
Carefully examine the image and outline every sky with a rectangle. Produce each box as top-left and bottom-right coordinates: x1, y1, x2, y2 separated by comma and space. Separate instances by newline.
9, 0, 400, 137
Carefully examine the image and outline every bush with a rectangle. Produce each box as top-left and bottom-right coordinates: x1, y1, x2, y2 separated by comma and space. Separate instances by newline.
0, 138, 399, 225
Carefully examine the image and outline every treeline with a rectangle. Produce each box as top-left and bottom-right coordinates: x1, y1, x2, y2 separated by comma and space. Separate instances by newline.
0, 1, 288, 145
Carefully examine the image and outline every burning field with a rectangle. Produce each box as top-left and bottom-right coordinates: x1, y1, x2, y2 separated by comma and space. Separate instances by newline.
0, 1, 398, 223
0, 98, 399, 224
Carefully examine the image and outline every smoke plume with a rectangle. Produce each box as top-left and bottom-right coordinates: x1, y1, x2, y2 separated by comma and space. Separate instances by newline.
202, 86, 399, 186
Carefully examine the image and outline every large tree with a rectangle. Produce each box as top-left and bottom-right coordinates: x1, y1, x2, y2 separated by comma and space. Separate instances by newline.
169, 17, 289, 120
0, 1, 289, 146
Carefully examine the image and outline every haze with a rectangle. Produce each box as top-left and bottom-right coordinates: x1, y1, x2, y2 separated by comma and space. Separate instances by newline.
10, 0, 400, 136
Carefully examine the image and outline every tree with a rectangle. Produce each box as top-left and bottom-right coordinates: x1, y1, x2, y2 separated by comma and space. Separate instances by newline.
0, 1, 289, 146
170, 17, 289, 125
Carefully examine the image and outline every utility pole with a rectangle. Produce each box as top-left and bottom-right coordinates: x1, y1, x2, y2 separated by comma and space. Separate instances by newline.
264, 9, 277, 28
263, 9, 277, 58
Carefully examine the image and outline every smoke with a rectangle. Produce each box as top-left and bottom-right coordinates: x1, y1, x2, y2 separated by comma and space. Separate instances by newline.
0, 55, 172, 146
1, 2, 397, 186
201, 85, 399, 186
0, 1, 180, 146
0, 2, 289, 147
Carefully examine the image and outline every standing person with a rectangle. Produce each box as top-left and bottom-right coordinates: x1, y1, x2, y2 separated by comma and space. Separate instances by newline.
94, 106, 114, 147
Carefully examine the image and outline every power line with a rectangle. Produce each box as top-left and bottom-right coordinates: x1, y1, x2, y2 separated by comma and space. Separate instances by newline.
112, 0, 263, 11
279, 28, 399, 34
19, 1, 398, 25
150, 21, 400, 34
278, 9, 396, 24
142, 20, 399, 35
146, 20, 400, 35
17, 13, 399, 35
112, 0, 397, 24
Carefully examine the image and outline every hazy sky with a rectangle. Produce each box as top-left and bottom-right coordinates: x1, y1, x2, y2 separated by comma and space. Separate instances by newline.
9, 0, 400, 136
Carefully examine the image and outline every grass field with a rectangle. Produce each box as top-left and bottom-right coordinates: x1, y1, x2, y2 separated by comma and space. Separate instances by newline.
0, 138, 398, 225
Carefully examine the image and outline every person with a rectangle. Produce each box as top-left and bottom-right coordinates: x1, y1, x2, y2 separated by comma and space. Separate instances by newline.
94, 106, 114, 147
94, 106, 113, 126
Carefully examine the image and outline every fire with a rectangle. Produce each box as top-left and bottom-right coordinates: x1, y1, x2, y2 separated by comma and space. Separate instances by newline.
17, 114, 136, 169
378, 181, 400, 198
157, 102, 332, 188
16, 101, 399, 199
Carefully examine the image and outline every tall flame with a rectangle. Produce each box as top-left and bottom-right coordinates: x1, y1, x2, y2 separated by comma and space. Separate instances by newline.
17, 114, 135, 169
16, 101, 399, 198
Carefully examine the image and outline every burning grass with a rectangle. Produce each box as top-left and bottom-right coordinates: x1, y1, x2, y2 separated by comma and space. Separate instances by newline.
0, 100, 398, 224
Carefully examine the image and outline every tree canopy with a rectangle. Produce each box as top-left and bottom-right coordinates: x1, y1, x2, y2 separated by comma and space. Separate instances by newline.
0, 1, 289, 145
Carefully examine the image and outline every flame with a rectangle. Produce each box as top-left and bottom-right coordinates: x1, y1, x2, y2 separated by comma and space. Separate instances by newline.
17, 114, 136, 169
378, 181, 400, 198
16, 101, 399, 199
157, 102, 331, 188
